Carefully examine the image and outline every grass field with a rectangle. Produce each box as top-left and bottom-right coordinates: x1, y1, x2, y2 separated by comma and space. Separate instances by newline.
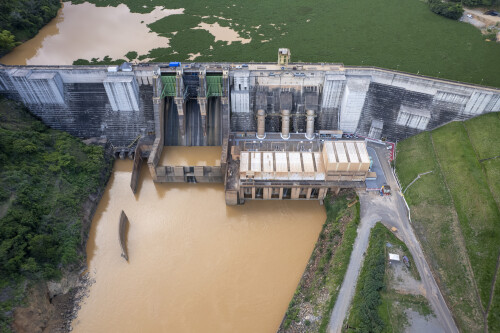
69, 0, 500, 87
463, 113, 500, 160
396, 112, 500, 332
431, 122, 500, 306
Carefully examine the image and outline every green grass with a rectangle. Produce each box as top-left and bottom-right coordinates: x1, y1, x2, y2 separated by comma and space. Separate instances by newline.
483, 159, 500, 206
396, 112, 500, 332
396, 131, 483, 332
431, 122, 500, 307
464, 113, 500, 160
489, 269, 500, 333
464, 116, 500, 332
68, 0, 500, 87
279, 190, 360, 333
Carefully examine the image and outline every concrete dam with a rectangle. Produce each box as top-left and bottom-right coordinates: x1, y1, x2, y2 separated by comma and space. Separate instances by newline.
1, 50, 499, 204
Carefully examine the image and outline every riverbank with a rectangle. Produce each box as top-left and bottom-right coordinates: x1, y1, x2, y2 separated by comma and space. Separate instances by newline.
0, 0, 61, 56
278, 189, 360, 332
0, 97, 113, 332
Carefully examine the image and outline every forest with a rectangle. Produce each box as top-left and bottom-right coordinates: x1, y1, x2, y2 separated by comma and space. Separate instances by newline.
0, 0, 61, 55
0, 97, 112, 330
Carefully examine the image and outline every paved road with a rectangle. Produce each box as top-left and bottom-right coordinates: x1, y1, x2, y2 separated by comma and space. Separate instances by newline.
328, 142, 458, 333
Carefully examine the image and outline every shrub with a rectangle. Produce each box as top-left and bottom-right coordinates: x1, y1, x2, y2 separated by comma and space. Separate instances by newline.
429, 0, 464, 20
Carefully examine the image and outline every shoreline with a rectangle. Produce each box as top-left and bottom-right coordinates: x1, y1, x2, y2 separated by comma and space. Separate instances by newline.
11, 142, 114, 333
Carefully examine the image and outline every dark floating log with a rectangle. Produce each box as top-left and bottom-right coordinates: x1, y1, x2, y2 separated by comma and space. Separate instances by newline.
119, 210, 129, 261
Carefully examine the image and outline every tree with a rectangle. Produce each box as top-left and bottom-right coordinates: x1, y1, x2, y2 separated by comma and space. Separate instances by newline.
0, 30, 19, 53
429, 0, 464, 20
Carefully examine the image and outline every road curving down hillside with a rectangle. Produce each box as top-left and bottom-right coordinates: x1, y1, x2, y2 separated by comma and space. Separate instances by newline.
327, 142, 458, 333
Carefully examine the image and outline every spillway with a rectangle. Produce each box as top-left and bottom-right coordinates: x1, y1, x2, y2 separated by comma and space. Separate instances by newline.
164, 97, 222, 146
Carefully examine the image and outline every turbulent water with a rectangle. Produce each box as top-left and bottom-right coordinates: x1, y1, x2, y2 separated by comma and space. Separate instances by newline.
72, 155, 325, 332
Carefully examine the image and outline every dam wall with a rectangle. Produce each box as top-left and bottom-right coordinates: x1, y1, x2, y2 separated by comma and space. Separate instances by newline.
0, 65, 156, 148
1, 63, 500, 148
233, 65, 500, 141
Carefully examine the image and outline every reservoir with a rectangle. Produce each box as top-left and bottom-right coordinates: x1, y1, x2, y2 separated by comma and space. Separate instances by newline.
72, 154, 325, 332
0, 2, 182, 65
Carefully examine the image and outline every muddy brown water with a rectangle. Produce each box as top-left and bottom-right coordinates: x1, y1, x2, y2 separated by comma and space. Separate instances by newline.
160, 146, 222, 166
72, 154, 325, 332
0, 2, 183, 65
193, 22, 252, 45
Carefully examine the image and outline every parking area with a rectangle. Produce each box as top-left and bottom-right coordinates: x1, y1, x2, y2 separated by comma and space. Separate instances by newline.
365, 146, 386, 190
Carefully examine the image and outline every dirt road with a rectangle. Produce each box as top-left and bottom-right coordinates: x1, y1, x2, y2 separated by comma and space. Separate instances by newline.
327, 142, 458, 333
464, 8, 500, 26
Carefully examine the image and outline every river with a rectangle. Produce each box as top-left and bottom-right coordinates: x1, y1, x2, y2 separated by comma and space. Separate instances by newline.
72, 156, 325, 332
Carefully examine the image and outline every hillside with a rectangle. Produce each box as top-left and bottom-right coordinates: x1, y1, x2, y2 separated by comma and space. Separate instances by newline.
396, 112, 500, 332
0, 98, 112, 331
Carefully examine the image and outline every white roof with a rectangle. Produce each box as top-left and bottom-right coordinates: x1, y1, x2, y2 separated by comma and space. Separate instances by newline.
238, 151, 327, 180
356, 142, 370, 164
345, 142, 359, 163
302, 153, 315, 173
250, 152, 261, 172
263, 153, 273, 172
334, 142, 348, 163
240, 152, 249, 172
289, 152, 302, 173
275, 152, 288, 172
389, 253, 400, 261
325, 141, 337, 164
314, 153, 325, 174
